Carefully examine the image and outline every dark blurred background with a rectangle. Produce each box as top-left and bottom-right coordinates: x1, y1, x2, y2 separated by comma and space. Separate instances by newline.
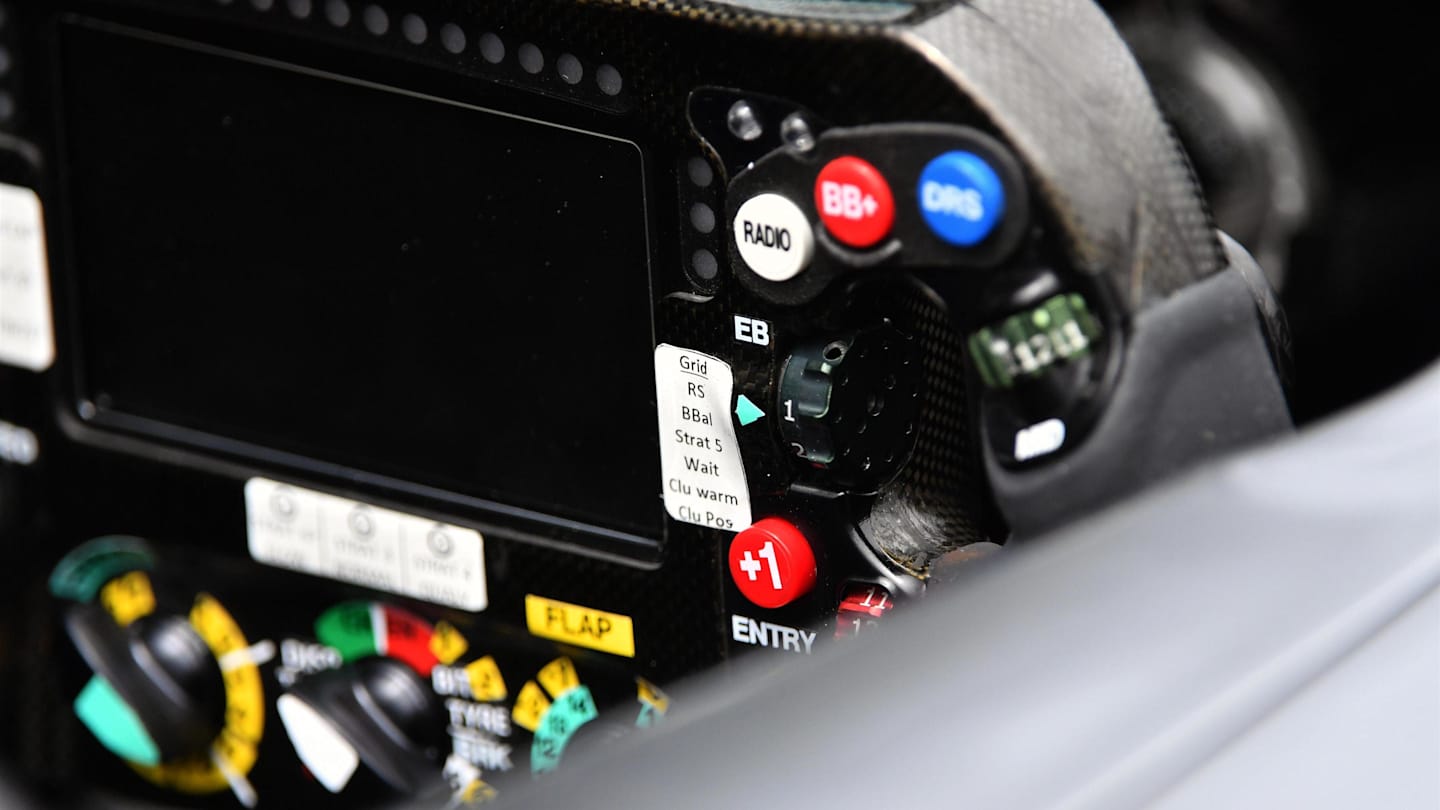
1105, 0, 1440, 422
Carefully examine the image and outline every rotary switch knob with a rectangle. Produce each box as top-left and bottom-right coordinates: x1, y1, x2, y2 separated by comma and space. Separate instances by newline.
776, 324, 923, 490
65, 604, 227, 766
52, 539, 269, 805
278, 657, 449, 796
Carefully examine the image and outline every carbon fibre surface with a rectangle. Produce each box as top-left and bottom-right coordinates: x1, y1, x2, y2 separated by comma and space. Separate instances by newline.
0, 0, 1230, 803
584, 0, 1221, 309
7, 0, 1216, 675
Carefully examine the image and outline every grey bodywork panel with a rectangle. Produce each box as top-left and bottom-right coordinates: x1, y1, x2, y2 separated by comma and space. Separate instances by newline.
510, 360, 1440, 809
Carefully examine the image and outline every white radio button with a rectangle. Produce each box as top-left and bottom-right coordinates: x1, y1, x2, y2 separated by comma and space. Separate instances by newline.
732, 193, 814, 282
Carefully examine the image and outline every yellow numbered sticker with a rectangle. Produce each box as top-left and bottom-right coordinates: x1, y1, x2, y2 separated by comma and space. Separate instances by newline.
99, 571, 156, 627
536, 657, 580, 698
225, 681, 265, 742
135, 753, 216, 792
511, 680, 551, 734
221, 664, 266, 742
637, 678, 670, 715
213, 730, 260, 776
461, 778, 498, 804
190, 595, 245, 657
465, 656, 507, 702
430, 621, 469, 665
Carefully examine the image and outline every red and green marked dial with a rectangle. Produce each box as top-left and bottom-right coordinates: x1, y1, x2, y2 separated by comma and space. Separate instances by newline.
313, 600, 456, 676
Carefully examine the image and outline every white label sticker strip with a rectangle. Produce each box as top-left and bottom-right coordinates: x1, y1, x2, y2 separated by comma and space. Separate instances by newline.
654, 344, 752, 532
0, 183, 55, 371
245, 478, 488, 611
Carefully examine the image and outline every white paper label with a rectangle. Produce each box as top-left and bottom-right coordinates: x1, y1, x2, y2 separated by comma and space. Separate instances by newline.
0, 184, 54, 371
654, 344, 752, 531
245, 478, 488, 611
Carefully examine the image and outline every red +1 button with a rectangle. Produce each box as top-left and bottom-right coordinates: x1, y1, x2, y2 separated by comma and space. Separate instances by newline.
814, 156, 895, 248
728, 518, 816, 609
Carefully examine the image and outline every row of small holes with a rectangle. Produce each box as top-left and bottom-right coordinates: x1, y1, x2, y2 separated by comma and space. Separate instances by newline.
218, 0, 624, 96
687, 157, 720, 280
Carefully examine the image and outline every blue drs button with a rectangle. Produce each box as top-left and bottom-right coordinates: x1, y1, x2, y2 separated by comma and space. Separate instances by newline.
917, 151, 1005, 246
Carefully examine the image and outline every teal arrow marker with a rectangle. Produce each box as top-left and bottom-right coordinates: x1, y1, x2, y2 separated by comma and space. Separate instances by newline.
735, 394, 765, 426
74, 675, 161, 766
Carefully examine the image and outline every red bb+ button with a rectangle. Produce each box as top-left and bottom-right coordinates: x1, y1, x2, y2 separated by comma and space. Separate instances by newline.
814, 156, 895, 248
728, 518, 816, 609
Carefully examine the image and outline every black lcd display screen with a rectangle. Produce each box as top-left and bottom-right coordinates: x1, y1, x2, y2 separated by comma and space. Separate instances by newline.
61, 23, 663, 542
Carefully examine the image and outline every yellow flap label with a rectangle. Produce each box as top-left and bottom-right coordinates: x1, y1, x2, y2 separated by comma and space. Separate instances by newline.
465, 656, 507, 702
524, 595, 635, 659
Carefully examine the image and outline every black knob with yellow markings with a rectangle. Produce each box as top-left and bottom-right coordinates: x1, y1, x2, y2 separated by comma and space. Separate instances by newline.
50, 537, 270, 807
66, 604, 227, 765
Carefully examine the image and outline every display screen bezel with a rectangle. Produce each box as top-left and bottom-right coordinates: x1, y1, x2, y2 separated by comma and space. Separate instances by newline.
49, 16, 671, 558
